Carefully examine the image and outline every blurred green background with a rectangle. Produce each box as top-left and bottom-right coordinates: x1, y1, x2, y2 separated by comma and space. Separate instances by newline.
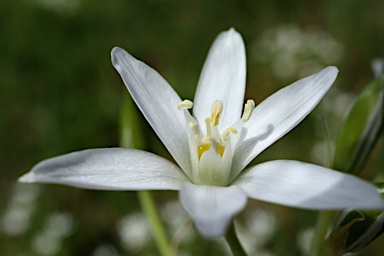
1, 0, 384, 255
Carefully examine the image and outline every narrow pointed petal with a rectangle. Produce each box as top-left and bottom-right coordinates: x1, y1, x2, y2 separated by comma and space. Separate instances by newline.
180, 109, 201, 181
179, 182, 247, 238
19, 148, 189, 190
111, 47, 191, 173
232, 67, 338, 177
193, 28, 246, 130
234, 160, 384, 209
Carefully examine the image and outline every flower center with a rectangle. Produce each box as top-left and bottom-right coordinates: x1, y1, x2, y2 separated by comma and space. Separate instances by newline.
177, 98, 255, 186
177, 99, 230, 157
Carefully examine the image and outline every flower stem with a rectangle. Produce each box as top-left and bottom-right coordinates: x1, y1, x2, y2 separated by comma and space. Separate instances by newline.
120, 95, 170, 256
138, 190, 170, 256
310, 120, 335, 256
310, 210, 334, 256
225, 222, 247, 256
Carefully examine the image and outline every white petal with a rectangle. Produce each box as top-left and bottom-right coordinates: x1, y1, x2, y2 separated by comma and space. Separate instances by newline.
179, 182, 247, 238
193, 28, 246, 130
232, 67, 338, 177
111, 47, 191, 173
180, 109, 202, 181
19, 148, 189, 190
234, 160, 384, 209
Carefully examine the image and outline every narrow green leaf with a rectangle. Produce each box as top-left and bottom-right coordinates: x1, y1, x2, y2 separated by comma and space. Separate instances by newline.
333, 75, 384, 174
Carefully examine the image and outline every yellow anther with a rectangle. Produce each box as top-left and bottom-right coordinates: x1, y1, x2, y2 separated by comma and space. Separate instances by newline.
211, 100, 223, 126
198, 144, 211, 159
217, 144, 225, 157
241, 99, 255, 122
177, 99, 193, 110
222, 127, 238, 142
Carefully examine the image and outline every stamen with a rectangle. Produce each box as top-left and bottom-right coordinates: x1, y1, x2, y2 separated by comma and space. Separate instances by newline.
222, 127, 238, 142
211, 100, 223, 126
205, 118, 212, 137
189, 121, 200, 138
177, 99, 193, 110
241, 99, 255, 122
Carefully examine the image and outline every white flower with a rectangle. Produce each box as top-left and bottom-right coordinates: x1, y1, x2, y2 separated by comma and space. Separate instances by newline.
19, 28, 384, 238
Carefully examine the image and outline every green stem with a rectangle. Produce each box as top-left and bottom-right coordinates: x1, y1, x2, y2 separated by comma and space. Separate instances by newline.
310, 210, 334, 256
138, 190, 170, 256
225, 222, 247, 256
310, 122, 336, 256
120, 95, 170, 256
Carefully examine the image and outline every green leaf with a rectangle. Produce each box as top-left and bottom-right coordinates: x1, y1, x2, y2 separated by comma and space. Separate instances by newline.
333, 75, 384, 175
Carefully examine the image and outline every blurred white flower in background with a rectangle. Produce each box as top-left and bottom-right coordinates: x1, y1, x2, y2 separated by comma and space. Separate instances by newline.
237, 208, 276, 255
253, 24, 344, 81
1, 184, 40, 236
118, 212, 150, 253
32, 212, 74, 255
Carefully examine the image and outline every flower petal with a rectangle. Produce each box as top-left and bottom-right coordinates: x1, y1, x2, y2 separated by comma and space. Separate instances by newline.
111, 47, 191, 173
179, 182, 247, 238
193, 28, 246, 130
232, 67, 338, 178
234, 160, 384, 209
19, 148, 189, 190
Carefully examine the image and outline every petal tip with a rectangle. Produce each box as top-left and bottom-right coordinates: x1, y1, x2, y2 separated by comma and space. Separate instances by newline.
111, 46, 122, 57
18, 172, 35, 183
111, 50, 119, 67
221, 27, 242, 41
321, 66, 339, 80
227, 27, 237, 34
111, 47, 128, 69
326, 65, 339, 74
